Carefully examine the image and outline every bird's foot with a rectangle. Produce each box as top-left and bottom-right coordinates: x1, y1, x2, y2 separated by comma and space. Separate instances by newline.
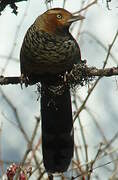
48, 173, 53, 180
64, 71, 68, 83
20, 74, 29, 88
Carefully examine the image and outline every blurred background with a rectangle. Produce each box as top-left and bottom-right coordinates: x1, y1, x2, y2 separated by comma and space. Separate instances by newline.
0, 0, 118, 179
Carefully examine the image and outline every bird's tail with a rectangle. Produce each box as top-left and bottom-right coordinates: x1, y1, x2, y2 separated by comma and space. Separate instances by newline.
41, 84, 74, 173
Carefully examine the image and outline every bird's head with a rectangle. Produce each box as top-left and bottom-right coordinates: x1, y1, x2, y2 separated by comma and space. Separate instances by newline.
34, 8, 85, 34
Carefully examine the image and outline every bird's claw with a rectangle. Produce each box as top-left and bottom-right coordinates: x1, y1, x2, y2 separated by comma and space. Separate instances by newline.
64, 71, 68, 82
20, 74, 29, 88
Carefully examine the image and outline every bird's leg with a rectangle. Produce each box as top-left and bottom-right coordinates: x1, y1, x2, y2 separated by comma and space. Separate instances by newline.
20, 73, 24, 89
20, 74, 29, 88
48, 173, 53, 180
64, 71, 68, 82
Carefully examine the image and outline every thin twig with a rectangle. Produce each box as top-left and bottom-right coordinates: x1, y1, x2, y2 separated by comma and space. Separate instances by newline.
102, 132, 118, 153
15, 117, 41, 179
73, 94, 89, 175
81, 31, 118, 64
0, 89, 29, 142
73, 0, 97, 14
1, 2, 30, 74
72, 157, 118, 179
73, 30, 118, 122
29, 117, 40, 149
77, 95, 116, 166
88, 143, 103, 179
0, 54, 18, 62
62, 0, 66, 8
73, 94, 88, 176
0, 123, 4, 175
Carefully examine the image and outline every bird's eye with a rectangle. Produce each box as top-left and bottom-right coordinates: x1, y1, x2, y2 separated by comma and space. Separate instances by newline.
56, 14, 62, 19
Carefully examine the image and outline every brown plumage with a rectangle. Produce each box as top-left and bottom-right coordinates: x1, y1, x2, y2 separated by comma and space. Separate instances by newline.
20, 8, 84, 173
20, 8, 84, 78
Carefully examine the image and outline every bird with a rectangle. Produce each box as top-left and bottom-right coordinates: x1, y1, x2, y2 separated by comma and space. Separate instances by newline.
20, 8, 84, 173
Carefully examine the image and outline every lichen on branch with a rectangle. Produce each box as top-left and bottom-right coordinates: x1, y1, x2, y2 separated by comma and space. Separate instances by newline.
0, 61, 118, 87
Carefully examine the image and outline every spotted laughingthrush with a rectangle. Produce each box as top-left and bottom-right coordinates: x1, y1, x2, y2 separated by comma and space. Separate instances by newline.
20, 8, 84, 173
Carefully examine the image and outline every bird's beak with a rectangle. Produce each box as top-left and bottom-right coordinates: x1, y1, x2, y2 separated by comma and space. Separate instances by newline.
67, 14, 85, 23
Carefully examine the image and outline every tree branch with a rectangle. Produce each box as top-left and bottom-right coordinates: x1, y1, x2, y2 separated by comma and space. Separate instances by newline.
86, 66, 118, 77
0, 65, 118, 86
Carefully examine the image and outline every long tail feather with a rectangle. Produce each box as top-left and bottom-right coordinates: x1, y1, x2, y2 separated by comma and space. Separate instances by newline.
41, 84, 74, 173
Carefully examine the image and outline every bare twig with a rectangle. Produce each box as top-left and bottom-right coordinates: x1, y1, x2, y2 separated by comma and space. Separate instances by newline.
103, 31, 118, 69
102, 132, 118, 153
1, 1, 30, 74
81, 31, 118, 64
73, 0, 97, 14
0, 123, 4, 175
73, 30, 118, 122
29, 117, 40, 149
77, 95, 116, 167
88, 143, 103, 179
0, 54, 18, 62
73, 95, 89, 175
37, 170, 46, 180
72, 157, 118, 179
75, 0, 89, 38
0, 89, 29, 142
62, 0, 66, 8
15, 117, 41, 179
